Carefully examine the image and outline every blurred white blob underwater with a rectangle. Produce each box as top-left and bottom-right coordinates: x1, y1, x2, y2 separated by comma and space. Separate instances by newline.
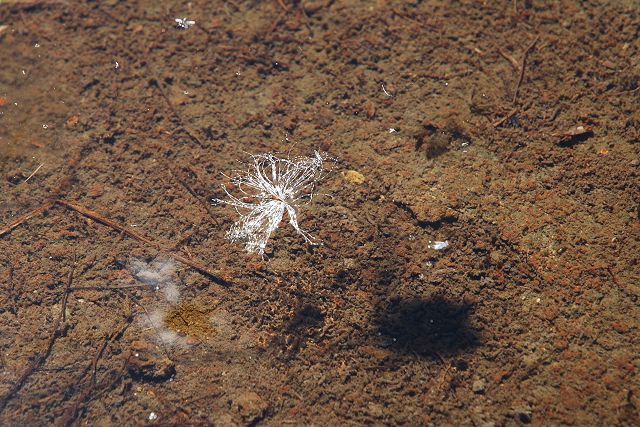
143, 308, 190, 349
129, 257, 180, 303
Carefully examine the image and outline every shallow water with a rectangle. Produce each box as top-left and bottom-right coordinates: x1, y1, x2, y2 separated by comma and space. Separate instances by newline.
1, 1, 639, 425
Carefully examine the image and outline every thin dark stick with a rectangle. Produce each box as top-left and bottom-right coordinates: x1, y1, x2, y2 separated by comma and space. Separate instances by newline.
56, 200, 153, 244
56, 199, 230, 285
512, 36, 539, 104
266, 9, 288, 35
168, 167, 219, 222
91, 336, 110, 386
6, 266, 16, 315
0, 202, 55, 238
498, 48, 520, 70
0, 264, 74, 413
148, 76, 206, 148
59, 314, 133, 425
70, 284, 155, 291
492, 108, 518, 128
2, 200, 229, 283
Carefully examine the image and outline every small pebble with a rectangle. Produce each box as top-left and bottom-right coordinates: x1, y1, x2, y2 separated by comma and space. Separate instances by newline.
472, 379, 486, 394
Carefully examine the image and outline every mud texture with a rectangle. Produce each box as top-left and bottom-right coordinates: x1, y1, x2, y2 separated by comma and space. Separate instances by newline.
1, 1, 639, 426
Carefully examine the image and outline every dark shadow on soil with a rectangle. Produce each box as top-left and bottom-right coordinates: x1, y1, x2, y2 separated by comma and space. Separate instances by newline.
270, 303, 325, 359
375, 296, 480, 359
287, 304, 325, 333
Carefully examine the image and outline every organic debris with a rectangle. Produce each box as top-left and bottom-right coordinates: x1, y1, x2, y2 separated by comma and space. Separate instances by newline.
429, 240, 450, 251
415, 120, 471, 158
164, 303, 215, 340
557, 125, 594, 144
174, 18, 195, 29
215, 151, 332, 256
342, 170, 365, 185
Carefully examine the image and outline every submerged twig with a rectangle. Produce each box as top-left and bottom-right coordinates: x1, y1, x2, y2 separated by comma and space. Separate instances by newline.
60, 313, 134, 425
23, 163, 44, 183
56, 200, 153, 244
0, 263, 74, 412
0, 202, 54, 238
492, 108, 518, 128
1, 197, 229, 283
148, 76, 205, 148
56, 200, 229, 284
512, 36, 539, 104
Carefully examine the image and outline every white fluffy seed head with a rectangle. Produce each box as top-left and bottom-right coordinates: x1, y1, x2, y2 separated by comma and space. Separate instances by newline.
215, 151, 332, 256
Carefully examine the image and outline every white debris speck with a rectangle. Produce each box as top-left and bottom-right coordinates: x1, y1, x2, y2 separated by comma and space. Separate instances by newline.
148, 412, 157, 421
42, 124, 48, 129
536, 298, 541, 303
429, 240, 449, 250
34, 43, 40, 48
22, 70, 26, 75
381, 84, 392, 97
388, 128, 397, 133
115, 61, 119, 69
175, 18, 195, 29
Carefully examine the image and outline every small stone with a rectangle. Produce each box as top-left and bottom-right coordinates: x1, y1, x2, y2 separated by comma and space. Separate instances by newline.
342, 170, 365, 185
234, 390, 268, 424
65, 115, 80, 129
87, 184, 104, 198
472, 379, 486, 394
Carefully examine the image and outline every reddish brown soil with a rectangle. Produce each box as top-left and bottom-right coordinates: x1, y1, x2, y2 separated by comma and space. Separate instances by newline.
1, 1, 639, 425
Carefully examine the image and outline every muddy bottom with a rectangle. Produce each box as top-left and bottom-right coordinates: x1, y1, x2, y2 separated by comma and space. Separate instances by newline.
1, 1, 639, 426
